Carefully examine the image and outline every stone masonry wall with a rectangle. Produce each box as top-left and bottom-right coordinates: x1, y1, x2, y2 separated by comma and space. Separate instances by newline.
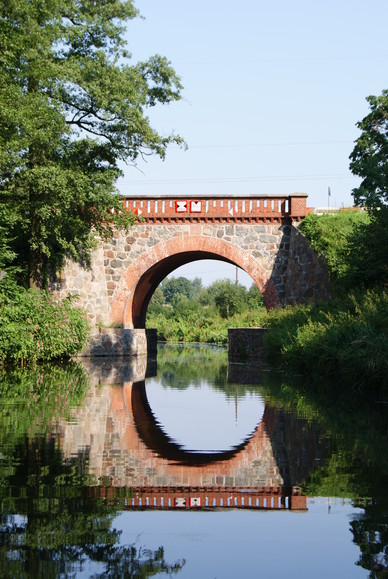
56, 222, 291, 328
283, 225, 331, 305
55, 221, 330, 334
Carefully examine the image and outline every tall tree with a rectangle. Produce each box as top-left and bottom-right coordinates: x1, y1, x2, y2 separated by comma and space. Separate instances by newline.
161, 277, 195, 305
0, 0, 184, 287
349, 90, 388, 208
349, 91, 388, 287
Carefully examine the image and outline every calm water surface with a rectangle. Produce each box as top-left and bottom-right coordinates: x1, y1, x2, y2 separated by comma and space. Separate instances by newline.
0, 343, 387, 578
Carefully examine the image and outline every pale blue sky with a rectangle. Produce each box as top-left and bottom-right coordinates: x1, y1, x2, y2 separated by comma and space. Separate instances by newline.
119, 0, 388, 287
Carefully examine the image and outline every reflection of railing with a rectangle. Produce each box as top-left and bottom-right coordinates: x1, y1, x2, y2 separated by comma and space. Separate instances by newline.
122, 194, 307, 223
96, 486, 307, 511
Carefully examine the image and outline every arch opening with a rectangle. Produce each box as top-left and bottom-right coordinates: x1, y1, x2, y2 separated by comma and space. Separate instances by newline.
132, 252, 242, 328
110, 235, 279, 328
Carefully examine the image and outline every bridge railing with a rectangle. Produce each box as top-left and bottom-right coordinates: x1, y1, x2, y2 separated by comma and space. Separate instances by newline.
121, 194, 307, 222
92, 485, 307, 511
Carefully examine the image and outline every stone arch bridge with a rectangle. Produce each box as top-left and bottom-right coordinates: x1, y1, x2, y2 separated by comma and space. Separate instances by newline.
57, 193, 328, 337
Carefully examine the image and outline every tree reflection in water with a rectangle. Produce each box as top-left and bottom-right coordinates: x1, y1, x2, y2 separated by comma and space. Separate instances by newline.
0, 363, 185, 577
262, 371, 388, 578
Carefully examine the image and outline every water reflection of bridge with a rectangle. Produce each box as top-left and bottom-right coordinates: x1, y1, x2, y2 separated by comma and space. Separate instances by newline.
60, 360, 328, 510
94, 485, 306, 511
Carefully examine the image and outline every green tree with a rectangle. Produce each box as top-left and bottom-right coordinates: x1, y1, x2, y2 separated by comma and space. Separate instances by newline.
346, 206, 388, 287
298, 211, 370, 286
0, 204, 16, 272
191, 276, 203, 300
212, 280, 247, 318
348, 92, 388, 288
247, 283, 264, 309
350, 90, 388, 208
161, 277, 195, 305
148, 286, 166, 315
0, 0, 184, 287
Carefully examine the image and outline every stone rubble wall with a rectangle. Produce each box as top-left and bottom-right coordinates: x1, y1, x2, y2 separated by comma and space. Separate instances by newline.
55, 222, 292, 327
79, 328, 157, 358
283, 225, 331, 305
53, 221, 331, 353
228, 328, 268, 364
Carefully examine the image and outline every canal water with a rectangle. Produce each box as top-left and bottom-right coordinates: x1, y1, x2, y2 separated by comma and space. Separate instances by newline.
0, 343, 387, 578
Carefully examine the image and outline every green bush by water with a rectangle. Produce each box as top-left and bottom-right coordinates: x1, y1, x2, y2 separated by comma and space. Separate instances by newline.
0, 280, 89, 364
263, 288, 388, 389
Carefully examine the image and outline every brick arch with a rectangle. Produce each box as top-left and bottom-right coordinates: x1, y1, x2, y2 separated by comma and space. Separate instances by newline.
110, 235, 280, 328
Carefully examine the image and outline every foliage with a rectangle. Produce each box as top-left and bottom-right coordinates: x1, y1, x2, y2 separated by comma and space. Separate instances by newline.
299, 211, 370, 286
211, 280, 247, 318
0, 203, 16, 272
0, 362, 186, 577
147, 278, 266, 344
0, 0, 184, 286
345, 205, 388, 287
350, 90, 388, 208
262, 288, 388, 390
160, 276, 200, 305
299, 209, 388, 289
0, 361, 89, 445
0, 279, 89, 363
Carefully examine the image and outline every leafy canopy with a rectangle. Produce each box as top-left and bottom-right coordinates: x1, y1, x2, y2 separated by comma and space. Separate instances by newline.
0, 0, 184, 286
350, 90, 388, 208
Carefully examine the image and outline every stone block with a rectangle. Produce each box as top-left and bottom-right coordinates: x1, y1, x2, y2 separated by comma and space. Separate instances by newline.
228, 328, 268, 364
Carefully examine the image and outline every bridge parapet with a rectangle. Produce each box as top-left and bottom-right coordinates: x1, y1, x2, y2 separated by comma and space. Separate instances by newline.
94, 485, 307, 511
122, 193, 307, 223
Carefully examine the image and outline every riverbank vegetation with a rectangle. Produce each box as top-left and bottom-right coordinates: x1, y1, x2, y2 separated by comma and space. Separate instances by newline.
263, 285, 387, 389
263, 206, 388, 389
0, 280, 89, 364
146, 278, 266, 344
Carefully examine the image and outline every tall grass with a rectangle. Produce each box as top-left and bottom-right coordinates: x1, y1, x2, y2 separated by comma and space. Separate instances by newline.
263, 288, 388, 389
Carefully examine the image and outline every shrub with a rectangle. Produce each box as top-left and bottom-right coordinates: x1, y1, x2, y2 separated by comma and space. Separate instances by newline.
262, 289, 388, 390
0, 280, 90, 364
299, 211, 370, 286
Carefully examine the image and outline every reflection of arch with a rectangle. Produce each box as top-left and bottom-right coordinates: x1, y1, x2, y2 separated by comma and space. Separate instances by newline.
128, 381, 267, 466
110, 236, 279, 328
117, 381, 279, 482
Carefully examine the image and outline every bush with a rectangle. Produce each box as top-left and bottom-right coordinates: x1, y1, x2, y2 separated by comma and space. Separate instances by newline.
0, 280, 90, 364
262, 288, 388, 390
299, 211, 370, 285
